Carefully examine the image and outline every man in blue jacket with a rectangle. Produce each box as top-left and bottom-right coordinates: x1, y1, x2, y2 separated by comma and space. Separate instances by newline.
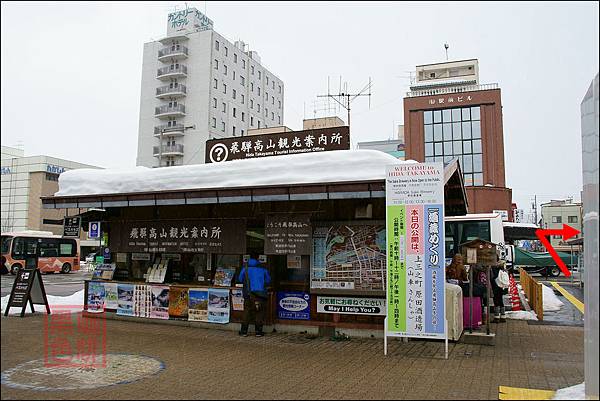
238, 257, 271, 337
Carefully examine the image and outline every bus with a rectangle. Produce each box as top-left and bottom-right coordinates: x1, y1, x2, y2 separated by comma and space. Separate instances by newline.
1, 231, 80, 275
444, 213, 509, 263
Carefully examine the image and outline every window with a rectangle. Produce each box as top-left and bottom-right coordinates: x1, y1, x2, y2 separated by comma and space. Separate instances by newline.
233, 89, 236, 99
568, 216, 578, 223
257, 104, 261, 112
271, 112, 274, 120
265, 91, 268, 100
223, 83, 227, 94
233, 107, 237, 117
45, 173, 59, 181
250, 99, 254, 109
241, 76, 245, 86
266, 76, 269, 85
234, 54, 238, 63
224, 47, 228, 56
266, 107, 268, 116
215, 41, 219, 50
224, 65, 228, 75
251, 65, 255, 75
241, 129, 244, 136
272, 96, 275, 105
214, 79, 218, 89
258, 121, 261, 129
222, 102, 226, 112
279, 85, 282, 94
272, 81, 275, 90
232, 126, 236, 135
233, 71, 236, 80
258, 87, 261, 96
258, 71, 262, 79
278, 116, 281, 124
241, 112, 245, 122
251, 82, 254, 92
221, 122, 225, 132
242, 59, 246, 69
279, 100, 281, 109
59, 240, 75, 257
213, 98, 217, 108
214, 59, 219, 70
423, 106, 483, 186
552, 216, 562, 223
241, 94, 245, 104
212, 117, 216, 128
251, 116, 254, 126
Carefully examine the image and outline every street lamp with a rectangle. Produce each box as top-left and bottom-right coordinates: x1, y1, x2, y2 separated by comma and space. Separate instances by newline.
158, 124, 196, 167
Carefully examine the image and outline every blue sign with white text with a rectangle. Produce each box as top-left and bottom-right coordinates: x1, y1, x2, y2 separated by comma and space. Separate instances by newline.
89, 222, 101, 239
277, 291, 310, 320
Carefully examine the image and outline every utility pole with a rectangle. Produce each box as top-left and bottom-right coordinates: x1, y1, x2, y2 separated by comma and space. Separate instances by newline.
444, 43, 449, 61
316, 77, 372, 135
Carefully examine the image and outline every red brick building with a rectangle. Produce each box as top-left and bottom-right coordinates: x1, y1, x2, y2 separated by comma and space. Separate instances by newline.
403, 60, 512, 218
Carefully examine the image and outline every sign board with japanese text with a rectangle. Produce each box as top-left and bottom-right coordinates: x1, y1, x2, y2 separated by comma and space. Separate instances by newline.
4, 267, 50, 317
117, 220, 246, 254
277, 292, 311, 320
385, 163, 446, 342
89, 222, 101, 239
265, 214, 311, 255
205, 126, 350, 163
317, 296, 386, 316
63, 217, 81, 237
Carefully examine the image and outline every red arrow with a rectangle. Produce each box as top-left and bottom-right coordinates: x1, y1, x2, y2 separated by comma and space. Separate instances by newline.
535, 224, 580, 277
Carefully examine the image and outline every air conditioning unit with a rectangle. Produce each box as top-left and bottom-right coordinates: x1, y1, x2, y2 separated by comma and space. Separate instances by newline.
355, 204, 373, 219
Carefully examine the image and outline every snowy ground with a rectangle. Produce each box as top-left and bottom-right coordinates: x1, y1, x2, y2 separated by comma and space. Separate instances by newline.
542, 283, 564, 312
552, 382, 585, 400
1, 290, 84, 316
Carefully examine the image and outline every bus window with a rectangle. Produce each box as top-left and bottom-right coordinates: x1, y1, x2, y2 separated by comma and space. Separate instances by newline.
39, 238, 59, 257
12, 237, 38, 258
59, 240, 76, 256
445, 220, 491, 258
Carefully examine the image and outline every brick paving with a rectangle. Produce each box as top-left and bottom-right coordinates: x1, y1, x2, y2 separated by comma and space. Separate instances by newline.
1, 314, 584, 400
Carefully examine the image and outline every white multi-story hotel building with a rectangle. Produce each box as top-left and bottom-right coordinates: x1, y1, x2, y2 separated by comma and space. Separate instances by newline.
136, 7, 285, 167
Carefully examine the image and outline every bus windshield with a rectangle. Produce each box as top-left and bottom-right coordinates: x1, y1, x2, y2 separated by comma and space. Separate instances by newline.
1, 236, 12, 255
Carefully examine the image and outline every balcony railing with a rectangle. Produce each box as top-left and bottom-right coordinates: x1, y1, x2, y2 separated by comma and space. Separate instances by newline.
153, 144, 184, 156
157, 64, 187, 78
155, 104, 185, 116
405, 83, 499, 98
156, 84, 187, 97
158, 45, 189, 59
154, 124, 186, 136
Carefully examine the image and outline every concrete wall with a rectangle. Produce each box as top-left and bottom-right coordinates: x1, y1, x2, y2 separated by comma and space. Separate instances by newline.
540, 202, 584, 250
581, 72, 598, 399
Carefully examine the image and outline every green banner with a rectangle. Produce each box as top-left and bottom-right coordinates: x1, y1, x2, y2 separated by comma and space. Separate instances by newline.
387, 205, 406, 332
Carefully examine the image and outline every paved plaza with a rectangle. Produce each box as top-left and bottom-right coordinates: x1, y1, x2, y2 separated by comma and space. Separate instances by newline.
1, 314, 584, 400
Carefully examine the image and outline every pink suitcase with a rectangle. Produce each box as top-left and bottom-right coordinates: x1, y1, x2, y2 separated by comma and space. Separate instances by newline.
463, 297, 482, 329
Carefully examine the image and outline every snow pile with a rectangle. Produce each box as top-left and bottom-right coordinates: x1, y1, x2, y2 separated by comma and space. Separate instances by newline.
505, 310, 538, 320
552, 383, 585, 400
542, 284, 564, 312
1, 290, 84, 316
56, 150, 408, 197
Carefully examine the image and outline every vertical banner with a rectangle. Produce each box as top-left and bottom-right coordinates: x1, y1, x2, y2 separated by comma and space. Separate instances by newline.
385, 163, 445, 339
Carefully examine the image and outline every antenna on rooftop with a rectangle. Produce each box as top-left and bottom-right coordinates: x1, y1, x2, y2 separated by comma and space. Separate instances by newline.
444, 43, 449, 61
316, 76, 372, 136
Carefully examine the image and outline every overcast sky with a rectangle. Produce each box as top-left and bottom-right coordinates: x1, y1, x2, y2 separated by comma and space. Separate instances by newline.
1, 1, 598, 215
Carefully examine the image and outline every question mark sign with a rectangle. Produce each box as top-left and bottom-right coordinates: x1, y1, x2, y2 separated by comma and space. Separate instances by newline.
210, 143, 229, 163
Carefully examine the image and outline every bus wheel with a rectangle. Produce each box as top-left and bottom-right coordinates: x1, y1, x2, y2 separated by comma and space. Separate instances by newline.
61, 263, 72, 274
10, 264, 22, 275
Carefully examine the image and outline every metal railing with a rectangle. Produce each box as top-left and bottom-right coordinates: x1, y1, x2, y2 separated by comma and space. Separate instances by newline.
157, 64, 187, 77
154, 124, 186, 135
156, 84, 187, 96
153, 144, 184, 155
158, 46, 189, 58
155, 104, 186, 115
406, 83, 499, 98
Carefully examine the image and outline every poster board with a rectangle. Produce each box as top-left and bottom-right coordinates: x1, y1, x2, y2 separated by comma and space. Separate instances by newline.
384, 162, 447, 357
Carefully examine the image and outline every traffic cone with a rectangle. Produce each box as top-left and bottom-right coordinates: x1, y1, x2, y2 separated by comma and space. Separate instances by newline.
509, 275, 521, 311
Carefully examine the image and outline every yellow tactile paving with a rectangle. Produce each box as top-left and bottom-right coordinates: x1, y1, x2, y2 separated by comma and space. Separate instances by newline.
550, 281, 585, 314
498, 385, 556, 400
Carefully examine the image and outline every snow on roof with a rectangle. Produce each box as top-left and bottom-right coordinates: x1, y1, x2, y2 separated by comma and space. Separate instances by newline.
55, 150, 409, 197
503, 222, 538, 229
